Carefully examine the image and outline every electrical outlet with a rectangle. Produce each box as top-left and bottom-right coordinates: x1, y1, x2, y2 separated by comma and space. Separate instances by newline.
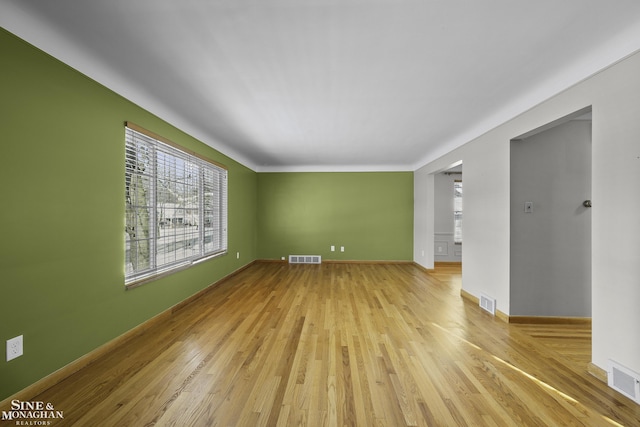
340, 246, 345, 252
330, 245, 335, 252
7, 335, 23, 361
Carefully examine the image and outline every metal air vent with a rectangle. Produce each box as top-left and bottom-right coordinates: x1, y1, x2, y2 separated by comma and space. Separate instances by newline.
479, 293, 496, 316
608, 360, 640, 404
288, 255, 322, 264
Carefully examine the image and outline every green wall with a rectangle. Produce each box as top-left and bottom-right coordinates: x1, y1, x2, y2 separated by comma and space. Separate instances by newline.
0, 29, 257, 400
257, 172, 413, 261
0, 28, 415, 401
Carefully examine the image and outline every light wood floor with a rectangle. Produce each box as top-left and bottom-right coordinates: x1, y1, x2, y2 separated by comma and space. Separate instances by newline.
22, 263, 640, 426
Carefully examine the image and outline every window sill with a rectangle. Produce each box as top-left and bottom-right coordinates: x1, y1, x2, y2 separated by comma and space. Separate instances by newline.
125, 251, 227, 290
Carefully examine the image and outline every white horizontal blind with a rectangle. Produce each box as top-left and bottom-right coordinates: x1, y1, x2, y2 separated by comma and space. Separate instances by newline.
125, 126, 227, 286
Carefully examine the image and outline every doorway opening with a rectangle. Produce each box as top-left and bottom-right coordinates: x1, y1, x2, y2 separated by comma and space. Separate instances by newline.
509, 107, 592, 318
434, 164, 463, 267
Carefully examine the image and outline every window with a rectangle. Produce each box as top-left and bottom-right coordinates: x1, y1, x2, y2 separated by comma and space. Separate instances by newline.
125, 123, 227, 286
454, 180, 462, 244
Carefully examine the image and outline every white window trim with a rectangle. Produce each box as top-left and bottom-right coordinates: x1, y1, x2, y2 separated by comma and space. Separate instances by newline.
124, 123, 228, 288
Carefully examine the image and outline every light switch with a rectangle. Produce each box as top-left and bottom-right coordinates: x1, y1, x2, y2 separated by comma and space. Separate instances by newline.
524, 202, 533, 213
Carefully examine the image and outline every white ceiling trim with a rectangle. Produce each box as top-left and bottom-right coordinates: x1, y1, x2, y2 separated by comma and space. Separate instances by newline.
257, 163, 414, 173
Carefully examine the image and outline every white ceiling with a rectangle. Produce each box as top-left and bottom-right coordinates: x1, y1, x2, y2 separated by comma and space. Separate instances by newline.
3, 1, 640, 172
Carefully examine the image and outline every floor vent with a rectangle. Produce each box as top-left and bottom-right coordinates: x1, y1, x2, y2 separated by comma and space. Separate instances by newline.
608, 360, 640, 404
479, 293, 496, 315
289, 255, 322, 264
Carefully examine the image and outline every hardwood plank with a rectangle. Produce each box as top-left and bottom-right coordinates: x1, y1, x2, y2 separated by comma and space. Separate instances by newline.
8, 262, 640, 426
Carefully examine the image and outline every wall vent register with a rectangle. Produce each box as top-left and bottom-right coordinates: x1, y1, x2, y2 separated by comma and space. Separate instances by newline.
479, 293, 497, 316
289, 255, 322, 264
608, 360, 640, 404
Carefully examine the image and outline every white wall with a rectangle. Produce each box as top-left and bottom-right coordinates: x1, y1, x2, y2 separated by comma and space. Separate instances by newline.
414, 50, 640, 376
413, 168, 434, 269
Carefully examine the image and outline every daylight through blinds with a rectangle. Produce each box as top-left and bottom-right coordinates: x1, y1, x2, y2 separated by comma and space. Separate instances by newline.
125, 125, 227, 285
